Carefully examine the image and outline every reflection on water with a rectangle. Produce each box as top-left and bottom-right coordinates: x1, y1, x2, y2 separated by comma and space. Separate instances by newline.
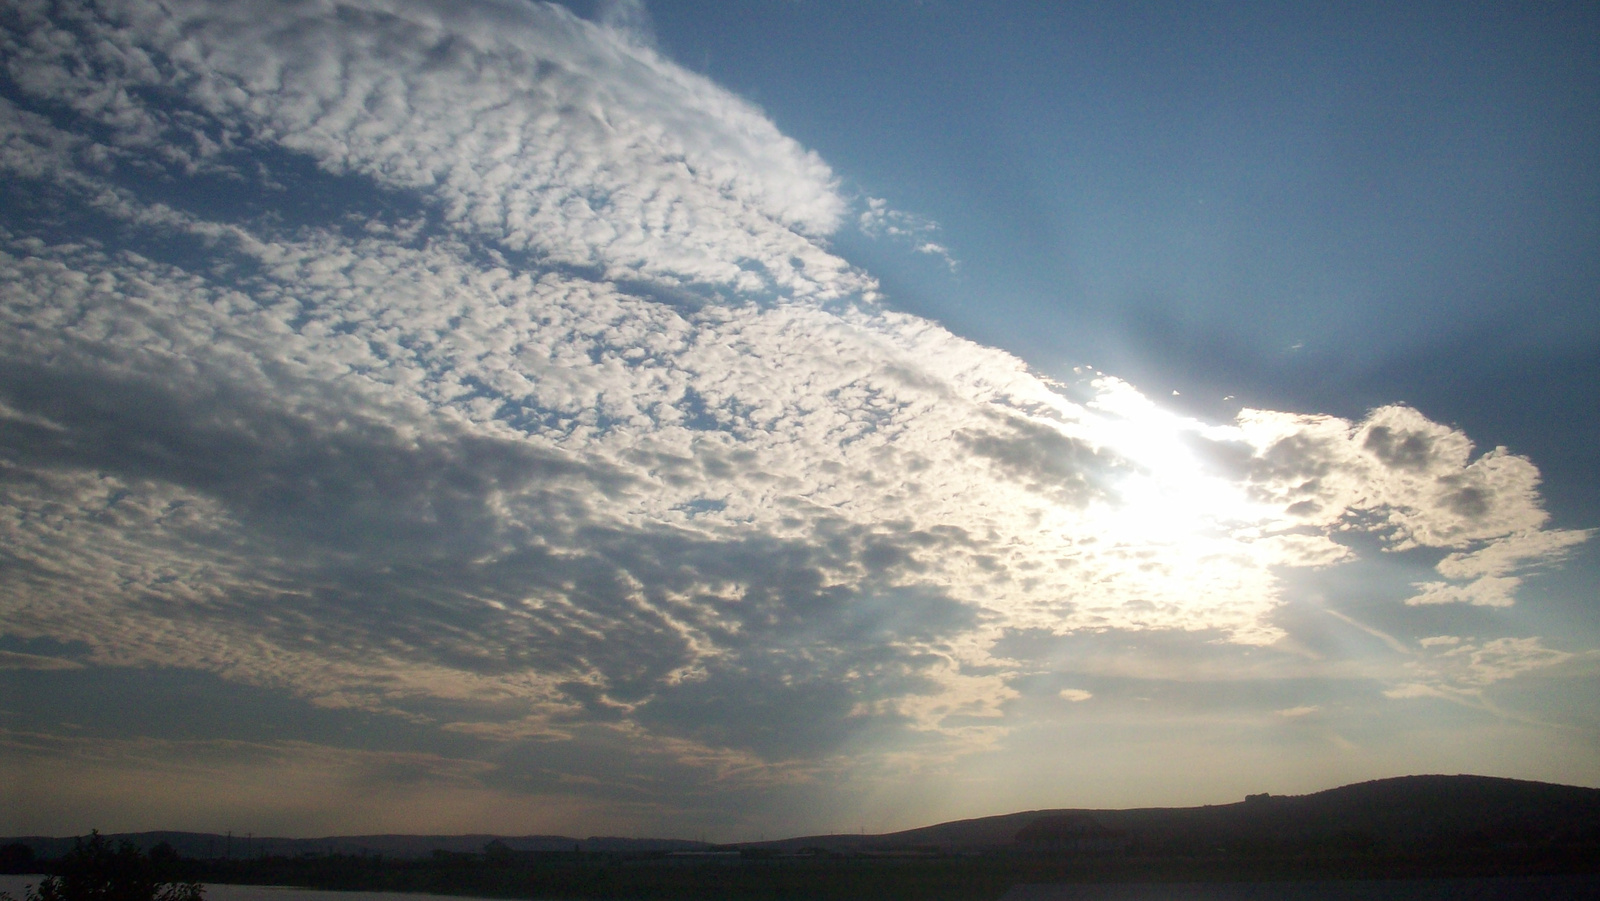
7, 872, 1600, 900
1002, 874, 1600, 900
0, 878, 501, 901
0, 876, 48, 898
202, 886, 506, 901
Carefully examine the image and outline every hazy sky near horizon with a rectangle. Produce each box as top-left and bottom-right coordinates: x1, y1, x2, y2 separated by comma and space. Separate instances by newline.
2, 0, 1598, 841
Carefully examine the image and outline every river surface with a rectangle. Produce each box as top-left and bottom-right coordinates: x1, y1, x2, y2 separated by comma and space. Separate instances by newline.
0, 877, 499, 901
6, 872, 1600, 900
1001, 874, 1600, 899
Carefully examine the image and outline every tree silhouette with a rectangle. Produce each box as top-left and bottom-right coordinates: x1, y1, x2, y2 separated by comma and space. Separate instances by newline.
0, 833, 202, 901
0, 844, 36, 875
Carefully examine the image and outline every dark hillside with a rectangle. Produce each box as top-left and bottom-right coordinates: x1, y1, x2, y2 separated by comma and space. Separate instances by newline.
760, 775, 1600, 856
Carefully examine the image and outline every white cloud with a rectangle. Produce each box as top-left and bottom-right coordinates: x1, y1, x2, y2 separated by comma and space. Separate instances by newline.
1404, 527, 1593, 606
594, 0, 656, 49
1405, 576, 1521, 608
1383, 683, 1448, 700
1441, 637, 1575, 687
1384, 636, 1577, 703
1435, 529, 1592, 580
0, 0, 1589, 806
4, 0, 860, 295
858, 195, 958, 271
1058, 689, 1092, 702
1229, 404, 1585, 609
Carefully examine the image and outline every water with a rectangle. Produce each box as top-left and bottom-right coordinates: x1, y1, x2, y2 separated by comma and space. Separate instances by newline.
0, 876, 47, 899
0, 878, 504, 901
7, 872, 1600, 900
1001, 874, 1600, 900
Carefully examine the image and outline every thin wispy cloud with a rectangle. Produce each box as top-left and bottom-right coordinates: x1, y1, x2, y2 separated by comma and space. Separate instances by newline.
859, 196, 958, 271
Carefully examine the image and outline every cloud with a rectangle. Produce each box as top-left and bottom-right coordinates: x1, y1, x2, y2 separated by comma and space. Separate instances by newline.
1382, 683, 1447, 700
1383, 636, 1579, 703
1404, 576, 1522, 608
1274, 705, 1319, 717
0, 0, 1591, 828
594, 0, 656, 49
1058, 689, 1092, 702
1238, 405, 1562, 548
858, 196, 959, 271
4, 0, 857, 293
1437, 637, 1575, 687
1228, 404, 1587, 607
0, 650, 82, 671
1406, 527, 1593, 607
955, 414, 1124, 508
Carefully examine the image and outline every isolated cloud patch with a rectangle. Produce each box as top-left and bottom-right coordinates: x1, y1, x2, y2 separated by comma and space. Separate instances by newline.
858, 196, 958, 271
1229, 405, 1588, 607
1384, 636, 1579, 702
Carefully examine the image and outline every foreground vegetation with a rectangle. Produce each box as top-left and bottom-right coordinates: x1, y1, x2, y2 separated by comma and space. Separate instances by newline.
8, 842, 1593, 901
0, 834, 202, 901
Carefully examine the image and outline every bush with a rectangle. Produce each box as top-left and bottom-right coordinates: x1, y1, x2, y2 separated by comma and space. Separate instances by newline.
0, 833, 203, 901
0, 844, 36, 875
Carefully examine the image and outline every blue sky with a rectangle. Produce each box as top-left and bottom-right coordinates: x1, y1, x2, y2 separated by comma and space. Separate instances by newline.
635, 0, 1600, 500
1, 0, 1597, 840
650, 1, 1599, 476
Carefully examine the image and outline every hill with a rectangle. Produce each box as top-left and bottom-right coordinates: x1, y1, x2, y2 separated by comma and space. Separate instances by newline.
754, 774, 1600, 855
5, 775, 1598, 864
6, 778, 1598, 901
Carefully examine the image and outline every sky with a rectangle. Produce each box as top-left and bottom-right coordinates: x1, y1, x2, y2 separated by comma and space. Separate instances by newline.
1, 0, 1597, 842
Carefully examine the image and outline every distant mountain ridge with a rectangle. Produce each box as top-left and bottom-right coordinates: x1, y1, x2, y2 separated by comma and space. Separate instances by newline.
759, 774, 1600, 855
6, 775, 1599, 862
0, 832, 712, 863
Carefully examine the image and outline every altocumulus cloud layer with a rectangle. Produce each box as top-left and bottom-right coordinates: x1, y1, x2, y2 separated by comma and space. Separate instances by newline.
0, 0, 1593, 836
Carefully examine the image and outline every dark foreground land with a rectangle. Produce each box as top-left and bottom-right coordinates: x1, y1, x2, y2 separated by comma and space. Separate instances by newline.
6, 776, 1600, 901
167, 847, 1600, 901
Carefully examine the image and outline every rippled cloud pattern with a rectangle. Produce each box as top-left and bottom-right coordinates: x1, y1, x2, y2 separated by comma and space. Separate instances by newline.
0, 0, 1590, 836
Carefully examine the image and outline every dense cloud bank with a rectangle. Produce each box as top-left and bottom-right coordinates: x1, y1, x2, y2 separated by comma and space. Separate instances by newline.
0, 0, 1590, 833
